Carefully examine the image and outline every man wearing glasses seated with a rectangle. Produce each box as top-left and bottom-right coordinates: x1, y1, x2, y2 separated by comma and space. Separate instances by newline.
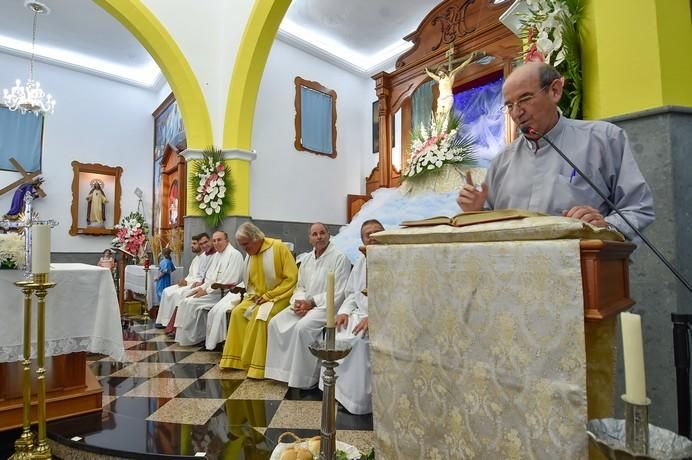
457, 61, 654, 243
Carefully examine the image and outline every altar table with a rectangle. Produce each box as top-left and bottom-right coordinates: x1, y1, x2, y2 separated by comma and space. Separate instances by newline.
124, 263, 183, 306
0, 263, 125, 430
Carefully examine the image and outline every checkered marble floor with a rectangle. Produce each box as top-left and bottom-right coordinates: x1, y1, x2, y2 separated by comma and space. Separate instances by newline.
45, 322, 374, 459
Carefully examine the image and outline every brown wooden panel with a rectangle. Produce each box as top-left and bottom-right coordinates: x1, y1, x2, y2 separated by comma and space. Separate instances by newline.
580, 240, 636, 321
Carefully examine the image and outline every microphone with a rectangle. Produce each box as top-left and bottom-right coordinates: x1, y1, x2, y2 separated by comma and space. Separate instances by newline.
523, 127, 692, 294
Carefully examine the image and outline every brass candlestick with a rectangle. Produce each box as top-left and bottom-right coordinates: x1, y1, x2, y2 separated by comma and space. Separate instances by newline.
10, 280, 35, 460
309, 327, 351, 460
142, 265, 150, 321
28, 272, 56, 460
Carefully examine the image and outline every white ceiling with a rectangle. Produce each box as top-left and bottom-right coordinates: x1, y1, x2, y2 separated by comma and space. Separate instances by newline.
0, 0, 444, 89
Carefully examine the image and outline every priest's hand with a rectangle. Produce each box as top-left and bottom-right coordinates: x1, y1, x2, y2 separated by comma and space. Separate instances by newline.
177, 279, 187, 287
562, 205, 607, 227
335, 314, 349, 330
252, 295, 267, 305
457, 172, 488, 212
292, 299, 312, 317
352, 318, 369, 336
191, 281, 202, 288
192, 287, 206, 298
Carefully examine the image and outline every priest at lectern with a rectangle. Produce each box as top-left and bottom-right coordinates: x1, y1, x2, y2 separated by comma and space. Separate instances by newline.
457, 61, 655, 241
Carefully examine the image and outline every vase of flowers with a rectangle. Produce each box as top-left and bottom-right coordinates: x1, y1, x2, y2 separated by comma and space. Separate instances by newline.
112, 211, 148, 258
190, 146, 234, 228
0, 232, 25, 269
404, 112, 476, 180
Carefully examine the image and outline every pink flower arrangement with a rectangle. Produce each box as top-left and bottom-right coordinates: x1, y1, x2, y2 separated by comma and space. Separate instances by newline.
112, 211, 148, 255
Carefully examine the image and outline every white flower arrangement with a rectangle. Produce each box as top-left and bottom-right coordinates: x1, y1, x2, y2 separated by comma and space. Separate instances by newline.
404, 112, 475, 180
0, 232, 26, 269
191, 147, 233, 227
520, 0, 583, 118
523, 0, 570, 66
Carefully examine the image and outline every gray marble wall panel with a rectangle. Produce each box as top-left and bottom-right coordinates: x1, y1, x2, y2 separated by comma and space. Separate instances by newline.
608, 106, 692, 431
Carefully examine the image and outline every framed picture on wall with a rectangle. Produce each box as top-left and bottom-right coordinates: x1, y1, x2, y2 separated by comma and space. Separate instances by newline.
152, 93, 186, 235
69, 161, 123, 236
372, 100, 395, 154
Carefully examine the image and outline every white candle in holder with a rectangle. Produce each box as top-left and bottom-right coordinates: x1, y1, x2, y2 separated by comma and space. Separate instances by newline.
326, 271, 335, 328
31, 224, 51, 274
621, 312, 647, 404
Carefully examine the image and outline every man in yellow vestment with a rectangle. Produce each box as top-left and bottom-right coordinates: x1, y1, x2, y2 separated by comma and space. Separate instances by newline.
219, 222, 298, 378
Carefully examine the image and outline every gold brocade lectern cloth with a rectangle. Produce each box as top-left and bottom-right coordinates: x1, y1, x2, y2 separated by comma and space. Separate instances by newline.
368, 240, 588, 459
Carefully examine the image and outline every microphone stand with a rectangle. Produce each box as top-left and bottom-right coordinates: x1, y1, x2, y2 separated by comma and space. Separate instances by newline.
527, 127, 692, 437
525, 128, 692, 294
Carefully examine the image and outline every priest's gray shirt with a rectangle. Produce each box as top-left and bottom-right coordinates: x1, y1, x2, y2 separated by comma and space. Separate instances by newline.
485, 115, 655, 242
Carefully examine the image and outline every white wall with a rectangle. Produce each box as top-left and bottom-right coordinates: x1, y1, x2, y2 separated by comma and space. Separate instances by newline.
0, 52, 158, 252
251, 39, 373, 225
143, 0, 254, 145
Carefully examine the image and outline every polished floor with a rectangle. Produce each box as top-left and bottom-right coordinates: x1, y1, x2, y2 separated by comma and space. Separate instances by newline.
2, 322, 374, 459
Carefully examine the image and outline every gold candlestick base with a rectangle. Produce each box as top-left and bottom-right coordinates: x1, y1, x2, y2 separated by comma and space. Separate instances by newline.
11, 279, 36, 460
27, 272, 56, 460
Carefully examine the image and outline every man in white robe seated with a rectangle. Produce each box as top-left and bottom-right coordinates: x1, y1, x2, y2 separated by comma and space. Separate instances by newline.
328, 219, 384, 415
264, 223, 351, 388
155, 233, 211, 328
174, 231, 244, 346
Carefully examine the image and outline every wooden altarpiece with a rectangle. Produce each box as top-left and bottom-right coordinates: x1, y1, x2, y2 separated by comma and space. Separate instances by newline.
159, 143, 186, 237
348, 0, 522, 220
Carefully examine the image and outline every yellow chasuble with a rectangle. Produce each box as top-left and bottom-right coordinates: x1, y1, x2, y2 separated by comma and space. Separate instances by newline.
219, 237, 298, 378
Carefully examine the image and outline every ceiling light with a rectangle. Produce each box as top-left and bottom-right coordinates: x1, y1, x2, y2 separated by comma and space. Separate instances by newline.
2, 1, 56, 116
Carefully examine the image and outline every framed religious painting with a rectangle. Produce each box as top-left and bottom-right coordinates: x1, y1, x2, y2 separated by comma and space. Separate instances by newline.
152, 93, 186, 235
69, 161, 123, 236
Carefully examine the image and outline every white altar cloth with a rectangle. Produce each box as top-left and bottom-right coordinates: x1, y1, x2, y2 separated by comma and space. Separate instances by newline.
0, 263, 125, 363
124, 264, 183, 306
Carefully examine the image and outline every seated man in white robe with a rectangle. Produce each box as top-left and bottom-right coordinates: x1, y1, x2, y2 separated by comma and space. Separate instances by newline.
174, 231, 244, 346
264, 223, 351, 388
327, 219, 384, 415
155, 233, 211, 327
205, 240, 301, 351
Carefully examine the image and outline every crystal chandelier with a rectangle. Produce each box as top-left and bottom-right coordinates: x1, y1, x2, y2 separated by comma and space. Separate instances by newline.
2, 1, 56, 116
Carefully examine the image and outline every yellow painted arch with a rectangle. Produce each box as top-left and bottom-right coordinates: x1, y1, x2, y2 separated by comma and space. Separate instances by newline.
223, 0, 292, 150
94, 0, 213, 148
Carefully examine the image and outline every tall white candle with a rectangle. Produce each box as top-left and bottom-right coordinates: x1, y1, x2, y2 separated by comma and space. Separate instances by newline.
31, 224, 51, 274
621, 312, 647, 404
326, 272, 335, 328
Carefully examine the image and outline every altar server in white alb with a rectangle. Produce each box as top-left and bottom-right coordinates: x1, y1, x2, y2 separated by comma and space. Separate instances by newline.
174, 231, 244, 345
155, 233, 212, 327
265, 223, 351, 388
327, 219, 384, 415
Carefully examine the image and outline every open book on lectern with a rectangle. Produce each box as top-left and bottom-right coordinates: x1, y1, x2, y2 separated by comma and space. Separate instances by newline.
400, 209, 546, 228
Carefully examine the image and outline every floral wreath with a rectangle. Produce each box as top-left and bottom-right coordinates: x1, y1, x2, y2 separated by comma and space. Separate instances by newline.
189, 146, 234, 228
520, 0, 583, 119
403, 112, 476, 180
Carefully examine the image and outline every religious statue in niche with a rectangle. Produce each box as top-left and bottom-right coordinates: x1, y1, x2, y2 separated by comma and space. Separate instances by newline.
425, 50, 484, 120
3, 177, 45, 221
86, 179, 108, 227
168, 179, 179, 226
